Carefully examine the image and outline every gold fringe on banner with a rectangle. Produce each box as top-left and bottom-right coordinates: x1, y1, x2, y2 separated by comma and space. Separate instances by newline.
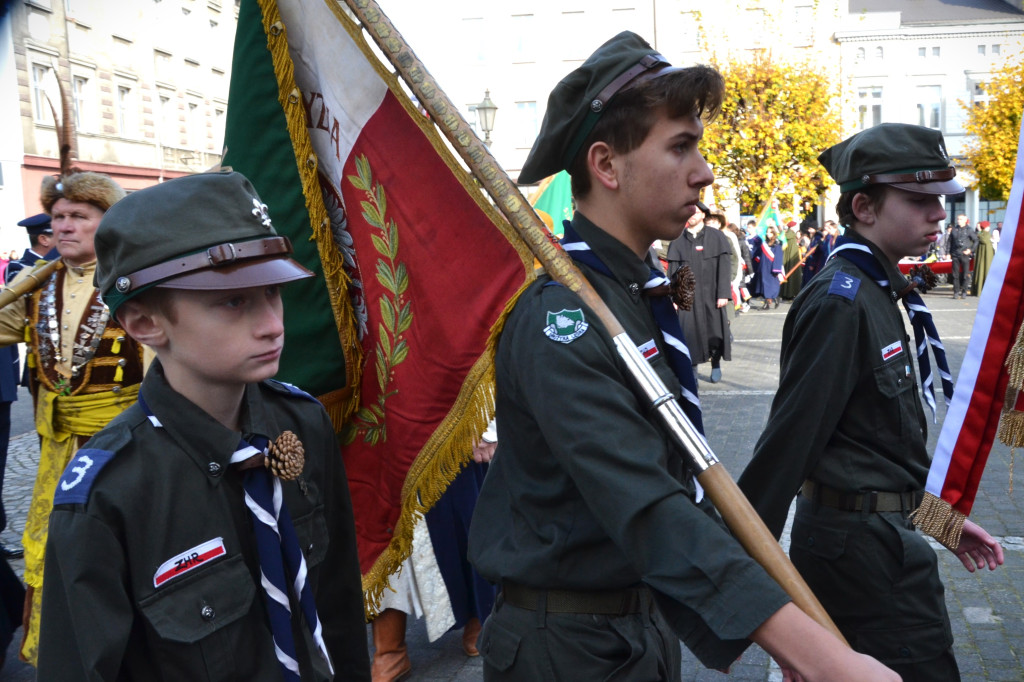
1004, 322, 1024, 390
362, 280, 533, 616
910, 491, 966, 551
258, 0, 364, 427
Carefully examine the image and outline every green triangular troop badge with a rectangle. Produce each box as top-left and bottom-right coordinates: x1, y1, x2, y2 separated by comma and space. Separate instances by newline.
544, 308, 589, 344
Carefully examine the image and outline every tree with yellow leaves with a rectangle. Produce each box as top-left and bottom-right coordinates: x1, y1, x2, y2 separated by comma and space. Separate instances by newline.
962, 50, 1024, 201
703, 54, 842, 215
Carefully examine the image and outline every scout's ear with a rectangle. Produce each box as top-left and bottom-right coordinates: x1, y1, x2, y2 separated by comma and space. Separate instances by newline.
586, 141, 620, 192
851, 192, 878, 226
117, 298, 169, 348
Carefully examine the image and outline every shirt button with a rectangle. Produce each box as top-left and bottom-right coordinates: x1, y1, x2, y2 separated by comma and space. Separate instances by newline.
308, 543, 314, 554
201, 605, 215, 621
899, 646, 912, 658
806, 536, 816, 547
208, 462, 222, 476
628, 282, 640, 295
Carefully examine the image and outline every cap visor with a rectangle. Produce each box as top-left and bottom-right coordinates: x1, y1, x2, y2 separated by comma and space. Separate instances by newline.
155, 256, 314, 290
890, 179, 964, 195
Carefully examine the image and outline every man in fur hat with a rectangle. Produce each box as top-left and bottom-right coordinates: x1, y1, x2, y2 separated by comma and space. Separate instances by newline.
0, 170, 144, 665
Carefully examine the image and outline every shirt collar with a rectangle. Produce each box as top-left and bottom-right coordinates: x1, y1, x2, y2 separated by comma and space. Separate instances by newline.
139, 358, 280, 484
844, 229, 910, 294
571, 212, 660, 288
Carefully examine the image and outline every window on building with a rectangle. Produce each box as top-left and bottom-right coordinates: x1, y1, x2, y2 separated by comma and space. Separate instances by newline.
511, 14, 536, 63
214, 107, 225, 152
73, 76, 88, 129
561, 11, 585, 61
188, 101, 204, 149
856, 47, 866, 62
874, 46, 883, 59
515, 101, 538, 148
918, 47, 926, 57
971, 81, 990, 109
117, 85, 132, 136
158, 94, 173, 141
932, 46, 940, 57
857, 87, 882, 130
679, 11, 700, 51
916, 85, 942, 129
745, 8, 767, 49
978, 45, 986, 55
154, 50, 173, 82
992, 44, 1001, 55
31, 64, 51, 123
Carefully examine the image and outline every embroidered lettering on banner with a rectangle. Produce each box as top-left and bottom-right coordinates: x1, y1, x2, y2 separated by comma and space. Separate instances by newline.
638, 338, 659, 360
153, 537, 227, 588
881, 341, 903, 362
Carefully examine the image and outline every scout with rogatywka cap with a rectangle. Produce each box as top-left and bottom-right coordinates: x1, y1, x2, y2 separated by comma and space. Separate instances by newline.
38, 170, 371, 680
739, 122, 1003, 681
469, 31, 897, 682
95, 170, 312, 319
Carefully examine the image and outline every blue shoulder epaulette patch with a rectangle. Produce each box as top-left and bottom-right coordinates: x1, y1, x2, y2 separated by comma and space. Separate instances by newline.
827, 271, 861, 301
53, 448, 118, 506
266, 379, 318, 403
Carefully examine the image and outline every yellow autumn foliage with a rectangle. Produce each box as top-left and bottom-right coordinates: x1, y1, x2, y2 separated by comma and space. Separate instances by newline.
961, 50, 1024, 201
703, 54, 841, 214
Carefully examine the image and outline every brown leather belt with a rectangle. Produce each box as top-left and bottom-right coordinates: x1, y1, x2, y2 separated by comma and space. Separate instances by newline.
802, 480, 922, 513
501, 582, 647, 616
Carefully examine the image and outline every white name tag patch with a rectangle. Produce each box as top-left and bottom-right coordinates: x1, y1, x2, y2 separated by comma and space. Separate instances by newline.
881, 341, 903, 362
638, 338, 659, 360
154, 537, 226, 588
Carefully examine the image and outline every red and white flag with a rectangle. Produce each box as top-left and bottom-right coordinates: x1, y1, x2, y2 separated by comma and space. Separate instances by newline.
917, 112, 1024, 548
224, 0, 533, 611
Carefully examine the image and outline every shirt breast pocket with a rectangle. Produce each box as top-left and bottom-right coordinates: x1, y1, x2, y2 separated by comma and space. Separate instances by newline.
292, 505, 329, 568
138, 553, 259, 679
872, 356, 915, 441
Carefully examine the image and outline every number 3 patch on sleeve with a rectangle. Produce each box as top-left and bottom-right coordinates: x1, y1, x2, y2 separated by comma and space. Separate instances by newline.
827, 272, 861, 301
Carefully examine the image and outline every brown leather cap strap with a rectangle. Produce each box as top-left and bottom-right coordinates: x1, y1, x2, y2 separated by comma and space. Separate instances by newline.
862, 167, 956, 186
113, 236, 293, 294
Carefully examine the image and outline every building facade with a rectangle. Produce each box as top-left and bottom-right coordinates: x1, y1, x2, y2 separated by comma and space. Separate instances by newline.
1, 0, 238, 252
838, 0, 1024, 225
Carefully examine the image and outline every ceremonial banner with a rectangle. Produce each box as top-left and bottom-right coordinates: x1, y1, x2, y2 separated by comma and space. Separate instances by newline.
224, 0, 534, 609
531, 170, 574, 238
915, 112, 1024, 548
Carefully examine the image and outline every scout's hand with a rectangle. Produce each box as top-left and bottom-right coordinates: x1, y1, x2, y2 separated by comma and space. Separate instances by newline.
952, 519, 1004, 572
472, 440, 496, 463
716, 298, 729, 308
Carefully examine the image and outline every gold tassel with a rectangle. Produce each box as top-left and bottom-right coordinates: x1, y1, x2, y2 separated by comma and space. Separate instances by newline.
111, 337, 122, 354
910, 491, 966, 551
1006, 323, 1024, 389
113, 366, 123, 382
27, 353, 36, 369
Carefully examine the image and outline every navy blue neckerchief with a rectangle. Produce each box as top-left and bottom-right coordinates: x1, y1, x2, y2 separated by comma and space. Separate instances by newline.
560, 220, 705, 435
829, 237, 953, 421
137, 393, 333, 680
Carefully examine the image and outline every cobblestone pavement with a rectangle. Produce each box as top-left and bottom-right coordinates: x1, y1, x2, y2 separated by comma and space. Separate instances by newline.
1, 284, 1021, 680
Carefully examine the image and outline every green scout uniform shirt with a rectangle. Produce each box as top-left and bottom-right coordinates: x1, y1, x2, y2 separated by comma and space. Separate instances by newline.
468, 213, 790, 670
740, 230, 930, 537
38, 359, 371, 681
739, 231, 955, 670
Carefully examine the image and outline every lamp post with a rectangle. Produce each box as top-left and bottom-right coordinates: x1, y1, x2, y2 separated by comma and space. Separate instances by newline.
476, 89, 497, 145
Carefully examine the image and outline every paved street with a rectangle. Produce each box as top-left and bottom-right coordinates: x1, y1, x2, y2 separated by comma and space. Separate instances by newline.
0, 283, 1021, 680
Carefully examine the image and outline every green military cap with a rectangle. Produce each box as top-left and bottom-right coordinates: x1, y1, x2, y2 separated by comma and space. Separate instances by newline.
818, 123, 964, 195
95, 170, 313, 319
518, 31, 680, 184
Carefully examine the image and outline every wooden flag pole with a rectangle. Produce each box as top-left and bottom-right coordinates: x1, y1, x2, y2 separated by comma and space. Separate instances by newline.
340, 0, 846, 645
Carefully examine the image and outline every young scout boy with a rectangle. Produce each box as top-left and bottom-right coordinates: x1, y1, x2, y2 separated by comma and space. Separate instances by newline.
467, 31, 897, 682
739, 123, 1004, 681
37, 171, 371, 681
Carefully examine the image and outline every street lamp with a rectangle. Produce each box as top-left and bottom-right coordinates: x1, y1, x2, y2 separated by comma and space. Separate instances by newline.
476, 89, 497, 145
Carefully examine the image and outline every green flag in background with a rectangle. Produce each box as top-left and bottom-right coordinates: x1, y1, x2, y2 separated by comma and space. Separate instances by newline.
531, 170, 574, 238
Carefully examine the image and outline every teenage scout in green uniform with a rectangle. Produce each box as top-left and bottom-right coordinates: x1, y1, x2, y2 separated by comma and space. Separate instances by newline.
739, 123, 1004, 681
38, 172, 371, 681
467, 32, 897, 682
